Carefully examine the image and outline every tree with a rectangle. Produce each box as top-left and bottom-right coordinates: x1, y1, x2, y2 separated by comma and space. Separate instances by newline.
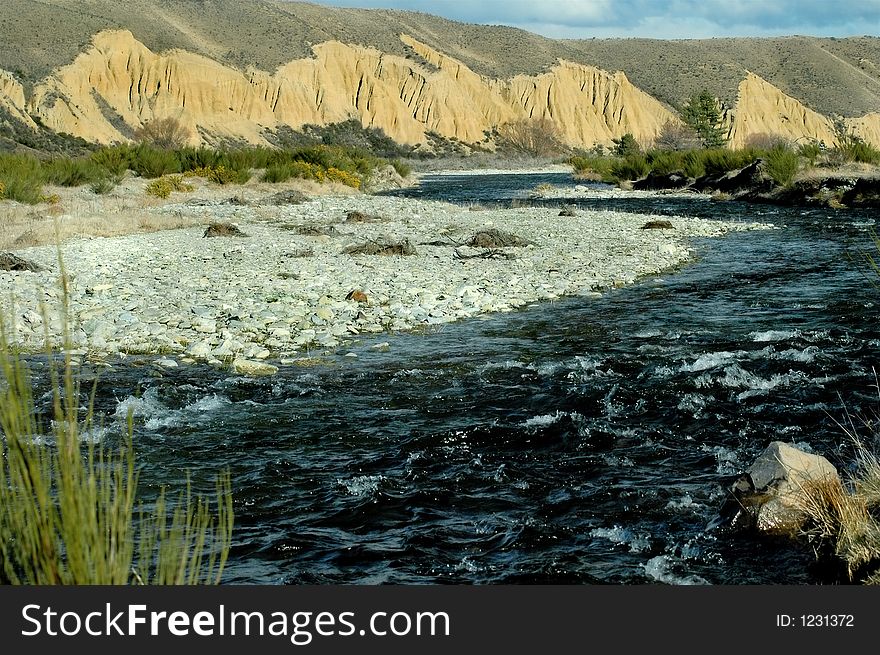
134, 116, 191, 150
496, 118, 565, 158
681, 90, 727, 149
611, 133, 641, 157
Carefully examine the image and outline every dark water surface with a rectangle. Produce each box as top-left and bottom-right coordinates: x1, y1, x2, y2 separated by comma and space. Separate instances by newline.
40, 173, 880, 584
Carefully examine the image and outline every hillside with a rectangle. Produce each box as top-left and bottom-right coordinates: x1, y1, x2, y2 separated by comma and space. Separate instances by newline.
0, 0, 879, 151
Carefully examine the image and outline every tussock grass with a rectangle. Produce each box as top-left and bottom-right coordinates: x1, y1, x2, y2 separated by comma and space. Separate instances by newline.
797, 405, 880, 583
0, 253, 233, 584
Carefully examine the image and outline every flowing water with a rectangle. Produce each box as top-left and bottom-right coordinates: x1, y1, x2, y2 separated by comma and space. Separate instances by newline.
29, 172, 880, 584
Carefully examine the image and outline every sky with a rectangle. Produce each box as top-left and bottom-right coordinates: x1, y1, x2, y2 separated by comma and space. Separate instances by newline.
305, 0, 880, 39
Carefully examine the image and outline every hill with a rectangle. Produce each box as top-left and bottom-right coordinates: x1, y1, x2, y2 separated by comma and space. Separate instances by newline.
0, 0, 878, 151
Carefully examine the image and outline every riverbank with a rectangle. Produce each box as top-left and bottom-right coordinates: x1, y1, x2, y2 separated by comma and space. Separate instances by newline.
0, 188, 772, 373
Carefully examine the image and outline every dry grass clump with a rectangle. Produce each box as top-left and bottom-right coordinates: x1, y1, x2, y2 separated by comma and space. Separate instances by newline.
345, 210, 386, 224
282, 224, 339, 237
467, 228, 534, 248
797, 415, 880, 583
203, 222, 248, 238
343, 237, 417, 256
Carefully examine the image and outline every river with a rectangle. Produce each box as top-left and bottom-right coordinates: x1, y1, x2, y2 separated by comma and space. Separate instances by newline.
29, 171, 880, 584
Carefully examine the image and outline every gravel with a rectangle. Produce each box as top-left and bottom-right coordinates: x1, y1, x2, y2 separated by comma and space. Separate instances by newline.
0, 194, 772, 373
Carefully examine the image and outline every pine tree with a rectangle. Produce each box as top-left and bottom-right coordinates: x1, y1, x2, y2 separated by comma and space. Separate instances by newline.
682, 90, 727, 149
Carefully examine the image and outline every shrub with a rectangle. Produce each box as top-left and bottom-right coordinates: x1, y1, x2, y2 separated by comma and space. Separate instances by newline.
653, 120, 702, 151
177, 147, 223, 172
496, 118, 565, 158
646, 150, 686, 175
90, 177, 118, 195
134, 116, 191, 150
610, 154, 650, 181
682, 150, 707, 178
184, 164, 250, 185
798, 141, 823, 166
702, 148, 757, 175
293, 119, 412, 159
765, 143, 800, 186
325, 167, 361, 188
743, 132, 792, 151
43, 157, 104, 187
835, 133, 880, 165
0, 154, 45, 204
90, 145, 132, 177
261, 164, 294, 184
145, 175, 193, 198
390, 159, 411, 178
570, 155, 614, 182
129, 145, 181, 178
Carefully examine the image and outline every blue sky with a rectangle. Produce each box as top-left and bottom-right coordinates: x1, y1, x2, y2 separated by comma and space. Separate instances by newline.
305, 1, 880, 39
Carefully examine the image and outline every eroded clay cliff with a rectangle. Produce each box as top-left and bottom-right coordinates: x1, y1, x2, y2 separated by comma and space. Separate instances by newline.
1, 30, 878, 151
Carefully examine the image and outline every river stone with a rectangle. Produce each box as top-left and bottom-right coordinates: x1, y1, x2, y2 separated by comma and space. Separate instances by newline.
719, 441, 841, 536
232, 358, 278, 376
186, 340, 214, 358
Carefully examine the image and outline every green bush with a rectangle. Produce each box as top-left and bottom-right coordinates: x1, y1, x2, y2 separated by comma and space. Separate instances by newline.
702, 148, 757, 176
765, 143, 800, 186
262, 163, 295, 184
90, 145, 132, 177
612, 133, 641, 157
570, 155, 614, 182
798, 141, 823, 167
176, 147, 223, 172
43, 157, 104, 187
610, 154, 650, 181
682, 150, 707, 178
390, 159, 412, 178
90, 176, 119, 195
0, 154, 45, 204
646, 150, 686, 175
836, 136, 880, 165
129, 145, 181, 178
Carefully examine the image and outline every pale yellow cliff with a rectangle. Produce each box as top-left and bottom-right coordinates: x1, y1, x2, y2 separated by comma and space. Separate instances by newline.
0, 70, 37, 129
845, 113, 880, 147
2, 30, 878, 151
727, 72, 838, 148
13, 30, 679, 149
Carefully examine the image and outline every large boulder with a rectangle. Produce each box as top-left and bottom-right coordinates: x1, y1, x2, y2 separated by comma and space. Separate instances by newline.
717, 441, 842, 536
